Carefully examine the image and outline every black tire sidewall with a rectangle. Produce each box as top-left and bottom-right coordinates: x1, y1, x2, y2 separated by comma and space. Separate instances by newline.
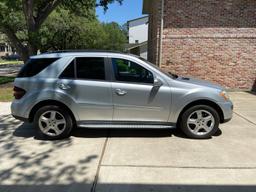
180, 105, 220, 139
34, 105, 73, 140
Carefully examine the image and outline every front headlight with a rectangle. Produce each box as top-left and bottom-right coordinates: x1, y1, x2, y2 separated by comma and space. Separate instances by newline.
219, 90, 230, 101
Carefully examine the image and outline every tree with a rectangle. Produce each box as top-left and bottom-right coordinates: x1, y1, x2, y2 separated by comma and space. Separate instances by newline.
39, 10, 127, 52
0, 0, 123, 62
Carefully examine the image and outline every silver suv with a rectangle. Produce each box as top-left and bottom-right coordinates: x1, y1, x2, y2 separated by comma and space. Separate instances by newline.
11, 51, 233, 139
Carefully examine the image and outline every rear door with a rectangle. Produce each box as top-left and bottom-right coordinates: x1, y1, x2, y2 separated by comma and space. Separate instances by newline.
58, 57, 113, 121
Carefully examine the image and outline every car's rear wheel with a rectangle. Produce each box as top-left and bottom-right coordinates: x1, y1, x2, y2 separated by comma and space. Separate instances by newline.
180, 105, 220, 139
34, 105, 73, 140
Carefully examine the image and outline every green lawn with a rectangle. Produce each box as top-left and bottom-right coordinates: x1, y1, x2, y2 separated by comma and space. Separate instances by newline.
0, 76, 14, 102
0, 59, 23, 65
0, 86, 13, 102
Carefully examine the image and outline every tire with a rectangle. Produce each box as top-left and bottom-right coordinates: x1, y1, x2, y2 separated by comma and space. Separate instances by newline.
34, 105, 73, 140
179, 105, 220, 139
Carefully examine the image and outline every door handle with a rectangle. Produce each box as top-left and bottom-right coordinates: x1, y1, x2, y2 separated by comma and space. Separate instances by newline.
58, 83, 71, 90
115, 89, 127, 96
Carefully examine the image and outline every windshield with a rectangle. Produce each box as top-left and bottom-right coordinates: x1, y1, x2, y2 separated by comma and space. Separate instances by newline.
137, 56, 178, 79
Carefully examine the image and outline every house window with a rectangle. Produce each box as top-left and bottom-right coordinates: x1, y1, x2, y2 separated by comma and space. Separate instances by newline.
135, 40, 139, 44
0, 44, 5, 52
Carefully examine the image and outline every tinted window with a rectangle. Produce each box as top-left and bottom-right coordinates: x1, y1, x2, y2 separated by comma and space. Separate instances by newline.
76, 57, 105, 80
17, 58, 59, 77
112, 58, 154, 84
59, 60, 75, 79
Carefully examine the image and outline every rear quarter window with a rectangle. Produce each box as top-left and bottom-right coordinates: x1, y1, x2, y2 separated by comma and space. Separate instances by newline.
17, 58, 59, 78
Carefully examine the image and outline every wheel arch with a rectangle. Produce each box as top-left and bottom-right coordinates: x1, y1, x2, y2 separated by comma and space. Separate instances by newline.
29, 100, 77, 125
177, 99, 224, 123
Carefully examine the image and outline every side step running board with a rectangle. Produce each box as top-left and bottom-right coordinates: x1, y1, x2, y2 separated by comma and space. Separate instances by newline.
77, 122, 176, 129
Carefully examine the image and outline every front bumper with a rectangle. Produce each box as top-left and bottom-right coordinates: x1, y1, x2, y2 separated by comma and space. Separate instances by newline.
217, 100, 233, 123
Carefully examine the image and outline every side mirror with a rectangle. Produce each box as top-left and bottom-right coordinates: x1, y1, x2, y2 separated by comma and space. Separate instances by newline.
153, 78, 163, 87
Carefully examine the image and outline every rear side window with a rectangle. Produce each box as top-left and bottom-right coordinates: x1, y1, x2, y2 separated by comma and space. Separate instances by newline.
59, 60, 75, 79
76, 57, 105, 80
17, 58, 59, 77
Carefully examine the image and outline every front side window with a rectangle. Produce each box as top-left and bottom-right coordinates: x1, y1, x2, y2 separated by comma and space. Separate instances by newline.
17, 58, 59, 77
76, 57, 105, 80
112, 58, 154, 84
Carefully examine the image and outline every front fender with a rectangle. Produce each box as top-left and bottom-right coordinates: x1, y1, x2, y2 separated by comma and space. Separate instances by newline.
168, 87, 221, 123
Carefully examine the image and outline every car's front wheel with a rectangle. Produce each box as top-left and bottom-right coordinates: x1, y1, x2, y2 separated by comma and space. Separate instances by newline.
180, 105, 220, 139
34, 105, 73, 140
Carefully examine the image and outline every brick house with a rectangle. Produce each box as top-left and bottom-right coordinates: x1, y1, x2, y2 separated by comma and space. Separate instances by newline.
143, 0, 256, 90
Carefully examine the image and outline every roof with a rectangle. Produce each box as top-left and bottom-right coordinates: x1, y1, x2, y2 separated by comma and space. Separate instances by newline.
125, 41, 148, 51
127, 16, 149, 24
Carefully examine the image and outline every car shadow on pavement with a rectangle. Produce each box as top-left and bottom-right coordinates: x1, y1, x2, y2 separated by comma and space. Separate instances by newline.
171, 128, 222, 139
13, 124, 175, 139
72, 128, 174, 138
73, 127, 222, 139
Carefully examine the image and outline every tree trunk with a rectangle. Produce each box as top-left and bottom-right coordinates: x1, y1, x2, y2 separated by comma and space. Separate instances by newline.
19, 48, 30, 63
1, 25, 29, 63
27, 31, 38, 56
21, 0, 62, 58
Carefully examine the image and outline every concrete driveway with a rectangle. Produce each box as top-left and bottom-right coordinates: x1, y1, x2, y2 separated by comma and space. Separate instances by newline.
0, 92, 255, 192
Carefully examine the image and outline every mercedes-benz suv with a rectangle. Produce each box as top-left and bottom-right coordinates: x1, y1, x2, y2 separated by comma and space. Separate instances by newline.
11, 51, 233, 139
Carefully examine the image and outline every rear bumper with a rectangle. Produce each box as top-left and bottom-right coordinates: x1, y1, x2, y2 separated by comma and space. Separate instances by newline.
217, 100, 233, 123
11, 100, 30, 121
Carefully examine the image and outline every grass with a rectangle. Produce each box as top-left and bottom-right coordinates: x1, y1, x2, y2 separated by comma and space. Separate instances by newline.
0, 76, 15, 84
0, 59, 23, 65
0, 76, 14, 102
0, 86, 13, 102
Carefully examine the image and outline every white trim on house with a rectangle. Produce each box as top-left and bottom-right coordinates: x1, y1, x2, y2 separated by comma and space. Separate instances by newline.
127, 16, 149, 44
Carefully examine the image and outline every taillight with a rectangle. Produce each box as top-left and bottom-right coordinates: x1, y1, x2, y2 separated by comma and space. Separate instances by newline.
13, 86, 26, 99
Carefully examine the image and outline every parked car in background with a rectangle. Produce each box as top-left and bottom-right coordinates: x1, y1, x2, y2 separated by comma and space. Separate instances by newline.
1, 54, 21, 61
11, 51, 233, 139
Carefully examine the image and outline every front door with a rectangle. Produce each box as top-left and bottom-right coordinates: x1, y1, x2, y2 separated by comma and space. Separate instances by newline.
111, 58, 171, 122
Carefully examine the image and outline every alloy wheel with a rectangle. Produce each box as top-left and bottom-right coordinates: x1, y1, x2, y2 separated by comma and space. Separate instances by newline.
186, 110, 215, 136
38, 110, 66, 136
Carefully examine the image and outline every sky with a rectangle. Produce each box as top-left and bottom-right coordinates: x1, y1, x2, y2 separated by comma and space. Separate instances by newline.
96, 0, 146, 25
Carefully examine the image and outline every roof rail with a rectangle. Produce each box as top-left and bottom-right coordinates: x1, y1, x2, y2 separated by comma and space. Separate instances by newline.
43, 49, 124, 54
